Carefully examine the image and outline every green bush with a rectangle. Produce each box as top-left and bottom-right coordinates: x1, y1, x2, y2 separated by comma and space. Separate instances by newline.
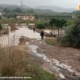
60, 25, 80, 48
0, 23, 2, 30
60, 11, 80, 48
36, 22, 45, 29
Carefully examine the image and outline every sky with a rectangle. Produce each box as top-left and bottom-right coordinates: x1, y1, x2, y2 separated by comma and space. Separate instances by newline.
0, 0, 80, 9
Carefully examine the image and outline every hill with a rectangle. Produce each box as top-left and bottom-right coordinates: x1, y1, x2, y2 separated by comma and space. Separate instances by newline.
0, 4, 31, 10
34, 5, 77, 12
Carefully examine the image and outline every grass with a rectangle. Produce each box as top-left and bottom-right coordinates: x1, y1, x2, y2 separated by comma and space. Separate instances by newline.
23, 66, 57, 80
45, 38, 58, 46
0, 46, 58, 80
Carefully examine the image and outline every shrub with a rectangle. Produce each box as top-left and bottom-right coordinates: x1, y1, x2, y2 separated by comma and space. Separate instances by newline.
59, 11, 80, 48
59, 37, 71, 47
60, 25, 80, 48
0, 47, 25, 76
0, 47, 57, 80
0, 23, 2, 30
36, 22, 45, 29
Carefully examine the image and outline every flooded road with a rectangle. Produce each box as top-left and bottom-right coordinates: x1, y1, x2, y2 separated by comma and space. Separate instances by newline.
0, 26, 41, 47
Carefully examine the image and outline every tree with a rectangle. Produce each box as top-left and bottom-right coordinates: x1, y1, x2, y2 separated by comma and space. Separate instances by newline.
49, 18, 67, 38
35, 14, 39, 19
14, 8, 22, 13
60, 11, 80, 48
50, 18, 57, 26
0, 23, 2, 34
36, 22, 45, 29
61, 25, 80, 48
49, 18, 57, 35
3, 8, 11, 13
0, 23, 2, 30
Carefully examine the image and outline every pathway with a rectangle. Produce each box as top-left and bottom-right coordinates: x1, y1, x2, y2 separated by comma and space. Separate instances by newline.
28, 39, 80, 80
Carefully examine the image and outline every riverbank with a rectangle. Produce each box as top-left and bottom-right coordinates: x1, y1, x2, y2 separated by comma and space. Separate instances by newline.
29, 39, 80, 80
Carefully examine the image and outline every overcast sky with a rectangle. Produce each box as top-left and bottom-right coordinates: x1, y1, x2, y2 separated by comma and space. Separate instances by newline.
0, 0, 80, 9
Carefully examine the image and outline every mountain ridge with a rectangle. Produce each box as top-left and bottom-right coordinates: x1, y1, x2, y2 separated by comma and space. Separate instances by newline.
0, 4, 77, 12
34, 5, 77, 12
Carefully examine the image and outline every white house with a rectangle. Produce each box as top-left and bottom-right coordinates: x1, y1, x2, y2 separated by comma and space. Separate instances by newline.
17, 14, 35, 21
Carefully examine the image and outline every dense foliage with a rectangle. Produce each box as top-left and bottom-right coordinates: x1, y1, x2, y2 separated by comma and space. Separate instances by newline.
60, 11, 80, 48
2, 7, 73, 20
36, 22, 45, 29
0, 23, 2, 30
50, 18, 67, 28
49, 18, 67, 38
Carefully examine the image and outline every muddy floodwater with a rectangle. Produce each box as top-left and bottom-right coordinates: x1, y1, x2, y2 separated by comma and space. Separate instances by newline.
0, 26, 41, 47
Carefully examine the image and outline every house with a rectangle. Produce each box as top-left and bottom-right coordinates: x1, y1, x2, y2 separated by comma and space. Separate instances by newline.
16, 14, 35, 21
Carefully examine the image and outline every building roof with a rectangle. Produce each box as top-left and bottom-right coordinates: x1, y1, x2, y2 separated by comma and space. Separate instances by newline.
17, 14, 35, 16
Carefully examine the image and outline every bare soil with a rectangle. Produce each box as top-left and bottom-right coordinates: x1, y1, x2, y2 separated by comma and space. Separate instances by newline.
30, 40, 80, 73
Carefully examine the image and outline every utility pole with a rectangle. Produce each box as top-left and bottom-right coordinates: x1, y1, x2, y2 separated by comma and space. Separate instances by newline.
7, 25, 10, 46
21, 0, 23, 9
